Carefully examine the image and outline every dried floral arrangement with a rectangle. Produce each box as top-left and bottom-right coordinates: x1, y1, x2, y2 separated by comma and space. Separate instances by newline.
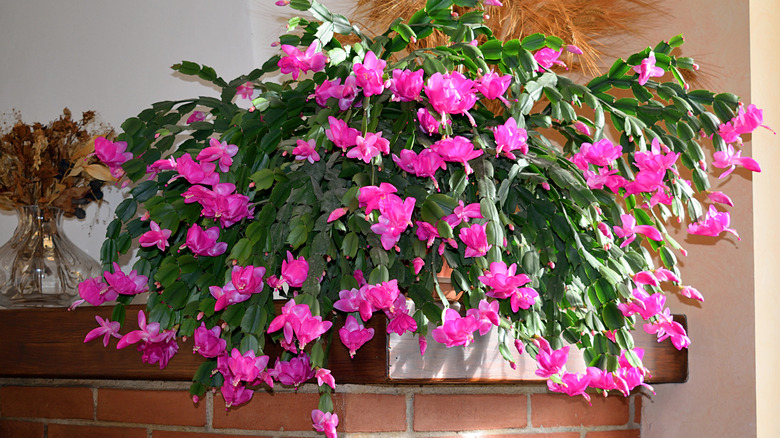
0, 109, 115, 218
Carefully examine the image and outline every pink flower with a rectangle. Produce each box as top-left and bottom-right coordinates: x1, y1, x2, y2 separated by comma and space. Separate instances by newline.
325, 117, 359, 151
478, 260, 539, 311
493, 117, 528, 159
387, 307, 417, 336
346, 132, 390, 163
633, 51, 665, 85
535, 344, 569, 378
227, 348, 270, 385
84, 315, 121, 347
311, 409, 339, 438
587, 367, 618, 395
618, 288, 665, 320
459, 223, 492, 257
707, 191, 734, 207
431, 308, 480, 347
566, 44, 583, 54
282, 251, 309, 288
363, 280, 401, 314
339, 315, 375, 357
572, 120, 591, 135
419, 335, 428, 355
293, 139, 320, 164
236, 82, 254, 99
680, 285, 704, 301
103, 262, 148, 296
571, 138, 622, 170
548, 372, 591, 402
147, 156, 177, 178
358, 183, 397, 214
417, 108, 448, 135
315, 368, 336, 390
210, 265, 266, 311
388, 68, 424, 101
644, 308, 691, 350
220, 382, 253, 408
443, 200, 483, 227
327, 207, 348, 223
583, 167, 626, 192
278, 42, 327, 79
732, 104, 773, 135
474, 71, 511, 105
466, 299, 500, 336
185, 224, 227, 257
354, 51, 387, 96
424, 71, 477, 116
622, 170, 666, 196
712, 144, 761, 178
392, 149, 446, 189
94, 136, 133, 178
333, 287, 375, 322
430, 136, 484, 175
197, 138, 239, 172
533, 48, 565, 71
138, 220, 171, 251
634, 138, 679, 173
484, 0, 503, 5
275, 0, 290, 5
268, 300, 313, 348
117, 311, 179, 370
271, 354, 315, 387
186, 111, 206, 124
296, 314, 333, 350
688, 205, 740, 239
612, 214, 663, 247
370, 195, 416, 250
78, 277, 117, 306
193, 322, 226, 358
411, 257, 425, 275
176, 154, 220, 186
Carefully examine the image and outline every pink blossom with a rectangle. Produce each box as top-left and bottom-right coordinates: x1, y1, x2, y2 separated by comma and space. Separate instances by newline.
618, 287, 665, 320
268, 300, 313, 347
424, 71, 477, 116
430, 136, 484, 174
493, 117, 528, 159
197, 138, 239, 172
339, 315, 375, 357
84, 315, 121, 347
220, 382, 253, 408
633, 271, 659, 287
419, 335, 428, 355
270, 354, 315, 388
412, 257, 425, 274
392, 149, 447, 189
653, 268, 680, 283
431, 308, 480, 347
138, 220, 171, 251
417, 107, 448, 135
370, 195, 416, 250
193, 322, 226, 358
346, 131, 390, 163
728, 104, 774, 137
315, 368, 336, 390
632, 51, 664, 86
387, 305, 417, 336
644, 308, 690, 350
363, 280, 401, 313
707, 191, 734, 207
388, 68, 424, 101
278, 42, 327, 80
566, 45, 583, 54
688, 205, 740, 239
78, 277, 117, 306
535, 344, 569, 378
474, 71, 512, 105
227, 348, 270, 385
103, 262, 148, 296
478, 261, 530, 298
459, 223, 492, 257
314, 77, 359, 111
210, 265, 266, 311
548, 372, 591, 402
587, 367, 618, 395
484, 0, 503, 5
117, 310, 178, 370
311, 409, 339, 438
176, 154, 220, 186
572, 120, 591, 135
275, 0, 290, 5
634, 138, 679, 173
680, 285, 704, 301
236, 82, 254, 99
353, 51, 387, 96
534, 48, 565, 71
185, 224, 227, 257
443, 200, 483, 227
282, 251, 309, 288
571, 138, 622, 170
296, 314, 333, 350
612, 214, 663, 248
327, 207, 348, 223
186, 111, 206, 124
333, 287, 375, 322
466, 299, 500, 336
583, 167, 626, 192
712, 144, 761, 178
415, 220, 441, 248
325, 116, 359, 151
94, 136, 133, 178
358, 183, 397, 214
622, 170, 666, 196
293, 139, 320, 164
147, 156, 177, 178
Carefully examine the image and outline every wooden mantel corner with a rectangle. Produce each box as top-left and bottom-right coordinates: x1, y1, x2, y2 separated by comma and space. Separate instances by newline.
0, 305, 687, 384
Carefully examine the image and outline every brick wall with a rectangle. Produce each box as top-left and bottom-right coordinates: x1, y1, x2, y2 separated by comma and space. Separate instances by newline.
0, 380, 643, 437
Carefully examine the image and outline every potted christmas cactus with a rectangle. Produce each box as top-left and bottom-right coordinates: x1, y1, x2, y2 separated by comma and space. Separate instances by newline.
76, 0, 765, 435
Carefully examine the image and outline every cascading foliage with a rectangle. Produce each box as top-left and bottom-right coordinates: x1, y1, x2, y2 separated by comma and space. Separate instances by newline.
79, 0, 765, 435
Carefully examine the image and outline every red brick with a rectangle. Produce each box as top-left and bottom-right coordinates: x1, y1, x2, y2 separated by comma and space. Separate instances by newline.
0, 386, 93, 419
0, 420, 43, 438
634, 395, 642, 424
97, 389, 204, 427
212, 391, 322, 431
531, 394, 629, 427
48, 424, 147, 438
413, 394, 527, 431
338, 393, 406, 432
153, 432, 271, 438
586, 430, 640, 438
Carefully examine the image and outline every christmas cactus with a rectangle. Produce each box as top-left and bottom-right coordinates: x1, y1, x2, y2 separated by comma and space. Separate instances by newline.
78, 0, 766, 435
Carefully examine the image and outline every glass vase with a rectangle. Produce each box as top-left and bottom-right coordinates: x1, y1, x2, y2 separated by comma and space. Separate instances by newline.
0, 205, 101, 307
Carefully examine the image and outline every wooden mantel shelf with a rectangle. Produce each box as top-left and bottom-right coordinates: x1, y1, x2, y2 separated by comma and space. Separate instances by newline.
0, 305, 687, 384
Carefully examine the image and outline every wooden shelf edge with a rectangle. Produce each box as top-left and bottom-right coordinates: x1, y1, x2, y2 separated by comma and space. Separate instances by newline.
0, 305, 686, 385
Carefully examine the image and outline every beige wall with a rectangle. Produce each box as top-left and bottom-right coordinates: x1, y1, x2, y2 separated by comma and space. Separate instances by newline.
750, 0, 780, 436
